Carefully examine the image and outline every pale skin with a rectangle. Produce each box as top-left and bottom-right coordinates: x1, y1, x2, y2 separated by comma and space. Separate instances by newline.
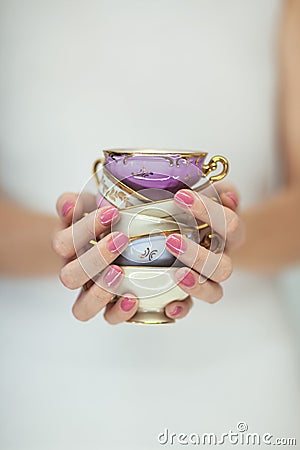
0, 0, 300, 323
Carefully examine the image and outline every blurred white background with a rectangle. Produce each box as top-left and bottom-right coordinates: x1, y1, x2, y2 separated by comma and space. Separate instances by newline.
0, 1, 299, 449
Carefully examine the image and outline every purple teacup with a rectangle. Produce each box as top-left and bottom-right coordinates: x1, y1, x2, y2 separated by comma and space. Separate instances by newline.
93, 148, 229, 194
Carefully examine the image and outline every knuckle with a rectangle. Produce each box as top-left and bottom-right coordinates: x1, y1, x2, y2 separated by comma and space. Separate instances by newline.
218, 255, 233, 282
227, 213, 240, 237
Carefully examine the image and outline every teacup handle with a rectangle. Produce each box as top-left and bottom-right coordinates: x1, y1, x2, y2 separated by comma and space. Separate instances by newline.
195, 155, 229, 192
92, 158, 105, 185
200, 231, 224, 254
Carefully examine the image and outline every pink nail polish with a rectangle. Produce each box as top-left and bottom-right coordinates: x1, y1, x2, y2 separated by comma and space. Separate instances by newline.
107, 232, 129, 253
62, 201, 75, 217
178, 271, 195, 288
170, 306, 183, 317
226, 192, 239, 208
104, 265, 123, 287
99, 206, 120, 225
120, 297, 136, 312
174, 190, 194, 207
165, 234, 187, 255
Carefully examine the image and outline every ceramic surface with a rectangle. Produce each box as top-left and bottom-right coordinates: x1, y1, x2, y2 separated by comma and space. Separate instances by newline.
116, 266, 189, 324
103, 149, 206, 192
115, 228, 199, 266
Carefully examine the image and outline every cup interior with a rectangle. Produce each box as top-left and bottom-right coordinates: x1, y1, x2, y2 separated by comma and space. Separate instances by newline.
104, 151, 206, 192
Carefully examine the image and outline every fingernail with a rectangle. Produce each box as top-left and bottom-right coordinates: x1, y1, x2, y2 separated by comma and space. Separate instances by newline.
120, 297, 136, 312
99, 206, 120, 225
175, 269, 195, 287
165, 234, 187, 255
107, 232, 129, 253
174, 190, 194, 207
104, 265, 123, 287
62, 201, 75, 217
226, 192, 239, 208
170, 306, 183, 317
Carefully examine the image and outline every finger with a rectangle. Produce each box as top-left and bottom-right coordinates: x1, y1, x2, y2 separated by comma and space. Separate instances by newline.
212, 182, 239, 211
165, 296, 193, 320
219, 192, 238, 212
59, 231, 129, 289
174, 267, 223, 304
104, 294, 138, 324
56, 192, 79, 226
165, 233, 233, 283
212, 186, 245, 250
56, 192, 97, 226
72, 265, 123, 321
174, 189, 241, 245
52, 205, 120, 259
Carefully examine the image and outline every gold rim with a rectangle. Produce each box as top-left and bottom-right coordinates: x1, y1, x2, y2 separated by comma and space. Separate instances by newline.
128, 228, 193, 242
88, 221, 209, 245
127, 310, 176, 324
127, 222, 209, 242
118, 197, 179, 212
103, 148, 208, 156
118, 266, 181, 270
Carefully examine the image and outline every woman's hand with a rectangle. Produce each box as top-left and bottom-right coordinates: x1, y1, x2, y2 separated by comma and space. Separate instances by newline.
52, 185, 244, 324
52, 192, 141, 324
163, 185, 245, 320
52, 193, 199, 324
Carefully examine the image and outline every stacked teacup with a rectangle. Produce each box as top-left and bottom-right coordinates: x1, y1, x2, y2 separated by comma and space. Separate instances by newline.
93, 148, 229, 324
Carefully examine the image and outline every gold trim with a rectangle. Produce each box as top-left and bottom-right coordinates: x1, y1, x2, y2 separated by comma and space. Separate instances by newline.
102, 148, 208, 156
118, 197, 179, 212
116, 265, 183, 270
101, 166, 152, 202
92, 158, 104, 185
88, 221, 209, 246
127, 310, 176, 324
103, 150, 207, 173
127, 223, 209, 242
83, 209, 198, 229
120, 153, 205, 168
93, 161, 155, 204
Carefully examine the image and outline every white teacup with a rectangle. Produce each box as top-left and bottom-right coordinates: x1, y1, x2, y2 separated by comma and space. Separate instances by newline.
116, 266, 188, 324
